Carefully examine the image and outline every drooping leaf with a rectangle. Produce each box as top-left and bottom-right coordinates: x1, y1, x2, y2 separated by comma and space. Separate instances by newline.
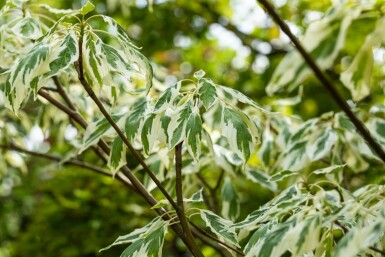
221, 177, 240, 221
100, 15, 136, 48
340, 17, 385, 101
100, 217, 166, 255
153, 82, 181, 113
200, 210, 240, 247
167, 101, 192, 149
185, 107, 202, 161
245, 215, 321, 257
47, 32, 79, 77
6, 42, 49, 112
125, 97, 148, 142
82, 32, 108, 88
80, 114, 125, 152
244, 223, 273, 254
120, 225, 166, 257
108, 136, 127, 173
221, 105, 258, 162
258, 125, 274, 167
141, 114, 162, 155
198, 78, 217, 110
121, 44, 153, 93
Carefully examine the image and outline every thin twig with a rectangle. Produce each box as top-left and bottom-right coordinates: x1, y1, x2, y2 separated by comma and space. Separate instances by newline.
37, 89, 190, 246
76, 22, 205, 256
257, 0, 385, 164
1, 143, 110, 176
175, 142, 204, 257
334, 220, 385, 256
53, 76, 77, 110
75, 23, 180, 213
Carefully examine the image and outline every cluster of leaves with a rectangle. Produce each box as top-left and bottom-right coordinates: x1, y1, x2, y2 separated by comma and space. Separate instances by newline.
1, 0, 385, 257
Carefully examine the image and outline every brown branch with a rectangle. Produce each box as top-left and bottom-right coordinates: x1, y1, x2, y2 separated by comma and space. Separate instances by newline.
175, 142, 204, 257
257, 0, 385, 164
53, 76, 77, 111
0, 142, 132, 189
334, 220, 385, 256
75, 23, 180, 213
1, 143, 110, 177
37, 89, 191, 247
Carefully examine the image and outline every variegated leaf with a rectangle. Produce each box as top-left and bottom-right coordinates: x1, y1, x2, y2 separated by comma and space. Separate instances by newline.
340, 43, 373, 102
47, 32, 79, 77
6, 42, 50, 112
246, 168, 277, 192
153, 82, 181, 113
307, 128, 337, 161
82, 32, 110, 88
367, 118, 385, 147
141, 114, 162, 155
340, 16, 385, 101
108, 136, 127, 173
246, 215, 321, 257
100, 217, 165, 252
266, 7, 361, 95
200, 210, 240, 247
258, 124, 274, 167
221, 105, 258, 162
244, 223, 273, 254
100, 15, 136, 48
313, 164, 345, 175
221, 177, 240, 221
280, 141, 308, 170
270, 169, 298, 182
334, 210, 385, 257
219, 85, 267, 112
125, 97, 148, 142
167, 101, 192, 149
80, 114, 125, 152
245, 219, 297, 257
198, 78, 217, 110
120, 225, 166, 257
4, 29, 79, 110
121, 45, 153, 93
185, 106, 202, 161
101, 43, 134, 82
12, 15, 42, 40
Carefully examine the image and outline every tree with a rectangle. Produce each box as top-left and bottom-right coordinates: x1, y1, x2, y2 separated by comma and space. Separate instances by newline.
1, 0, 385, 256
